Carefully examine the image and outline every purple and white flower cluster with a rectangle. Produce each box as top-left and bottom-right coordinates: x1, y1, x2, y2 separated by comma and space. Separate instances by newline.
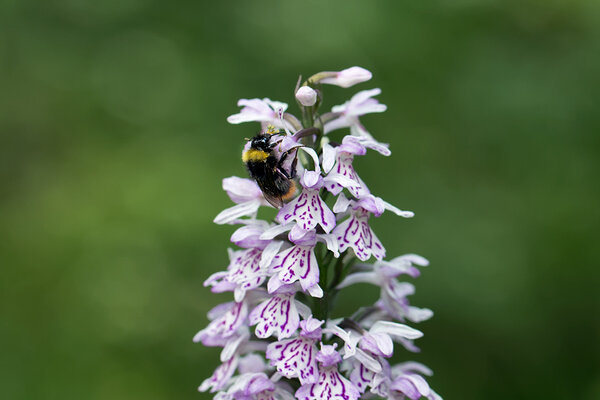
196, 67, 442, 400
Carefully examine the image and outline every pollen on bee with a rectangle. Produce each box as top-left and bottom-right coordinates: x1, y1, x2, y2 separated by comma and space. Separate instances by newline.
242, 149, 269, 162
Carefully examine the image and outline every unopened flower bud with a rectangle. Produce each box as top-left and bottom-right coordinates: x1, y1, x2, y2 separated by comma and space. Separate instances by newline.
295, 86, 318, 106
320, 66, 372, 88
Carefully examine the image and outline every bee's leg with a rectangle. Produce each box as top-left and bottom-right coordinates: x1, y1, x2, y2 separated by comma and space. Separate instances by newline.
292, 127, 320, 140
276, 167, 291, 180
277, 147, 301, 179
289, 150, 299, 179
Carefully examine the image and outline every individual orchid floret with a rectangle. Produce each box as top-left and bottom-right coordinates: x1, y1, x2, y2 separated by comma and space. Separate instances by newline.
337, 255, 433, 325
249, 286, 302, 340
323, 88, 387, 140
322, 135, 390, 198
205, 222, 284, 301
361, 321, 424, 357
295, 344, 360, 400
314, 66, 372, 88
389, 362, 443, 400
337, 254, 429, 289
276, 185, 335, 233
214, 177, 270, 225
329, 193, 414, 262
348, 356, 392, 397
328, 319, 422, 366
205, 246, 278, 303
331, 205, 386, 261
355, 194, 414, 218
276, 164, 336, 233
227, 98, 300, 132
267, 228, 326, 298
194, 299, 249, 347
266, 316, 323, 384
295, 86, 318, 106
260, 221, 341, 261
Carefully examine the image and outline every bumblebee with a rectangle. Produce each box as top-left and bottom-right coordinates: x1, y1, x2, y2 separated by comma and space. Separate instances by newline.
242, 128, 299, 208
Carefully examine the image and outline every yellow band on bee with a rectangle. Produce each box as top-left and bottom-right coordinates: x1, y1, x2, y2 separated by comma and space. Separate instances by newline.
242, 149, 269, 162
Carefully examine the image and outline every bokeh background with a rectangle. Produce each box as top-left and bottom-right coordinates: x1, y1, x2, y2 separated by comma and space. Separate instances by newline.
1, 0, 599, 399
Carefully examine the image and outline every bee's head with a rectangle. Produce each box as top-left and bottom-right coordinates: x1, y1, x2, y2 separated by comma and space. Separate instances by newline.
250, 134, 273, 152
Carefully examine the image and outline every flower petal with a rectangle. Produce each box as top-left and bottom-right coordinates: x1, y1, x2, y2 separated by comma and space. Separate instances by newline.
391, 374, 431, 400
370, 321, 423, 340
406, 306, 434, 323
214, 201, 261, 225
317, 233, 340, 258
195, 300, 248, 344
381, 199, 414, 218
392, 253, 429, 267
238, 353, 267, 374
220, 330, 249, 362
336, 272, 379, 289
354, 348, 382, 373
223, 177, 264, 203
322, 143, 337, 173
361, 332, 394, 358
259, 240, 283, 269
288, 225, 317, 246
260, 222, 294, 240
306, 284, 323, 298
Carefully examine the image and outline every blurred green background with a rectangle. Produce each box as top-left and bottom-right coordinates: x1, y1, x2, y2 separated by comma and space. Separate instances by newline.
1, 0, 599, 399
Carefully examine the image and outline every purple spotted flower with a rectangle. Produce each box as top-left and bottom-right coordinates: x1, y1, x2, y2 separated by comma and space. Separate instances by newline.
195, 67, 442, 400
296, 344, 360, 400
322, 135, 390, 198
266, 316, 323, 384
275, 152, 336, 234
194, 299, 249, 346
249, 285, 303, 340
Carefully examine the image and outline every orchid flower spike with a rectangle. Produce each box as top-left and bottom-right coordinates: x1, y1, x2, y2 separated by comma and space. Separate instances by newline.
195, 67, 443, 400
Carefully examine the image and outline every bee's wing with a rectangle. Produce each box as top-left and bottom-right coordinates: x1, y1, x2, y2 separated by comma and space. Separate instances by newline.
261, 192, 284, 209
